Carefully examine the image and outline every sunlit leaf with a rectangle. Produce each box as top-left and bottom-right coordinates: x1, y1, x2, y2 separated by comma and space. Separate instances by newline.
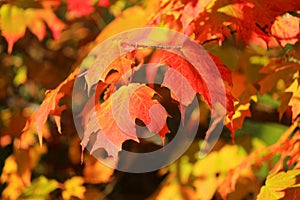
82, 83, 169, 160
0, 156, 25, 200
257, 170, 300, 200
0, 4, 27, 53
83, 155, 114, 184
285, 79, 300, 121
0, 4, 65, 53
20, 176, 58, 200
271, 13, 300, 47
63, 176, 86, 200
21, 69, 79, 145
192, 145, 248, 200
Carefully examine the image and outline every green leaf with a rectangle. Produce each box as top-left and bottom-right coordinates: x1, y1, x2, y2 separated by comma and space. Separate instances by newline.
0, 4, 27, 53
235, 120, 288, 145
20, 176, 58, 200
257, 93, 281, 109
13, 65, 27, 86
250, 56, 270, 66
179, 156, 193, 184
284, 43, 295, 53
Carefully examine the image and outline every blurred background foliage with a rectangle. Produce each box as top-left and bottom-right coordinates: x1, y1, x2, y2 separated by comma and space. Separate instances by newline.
0, 0, 300, 199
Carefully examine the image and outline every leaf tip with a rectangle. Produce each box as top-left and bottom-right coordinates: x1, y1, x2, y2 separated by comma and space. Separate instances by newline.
80, 145, 84, 165
6, 38, 15, 54
38, 133, 43, 147
199, 140, 211, 159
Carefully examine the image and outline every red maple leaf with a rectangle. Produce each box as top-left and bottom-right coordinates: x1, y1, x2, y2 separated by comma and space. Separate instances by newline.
147, 49, 235, 150
66, 0, 94, 17
150, 0, 300, 46
98, 0, 110, 8
66, 0, 110, 18
149, 49, 234, 117
81, 83, 169, 160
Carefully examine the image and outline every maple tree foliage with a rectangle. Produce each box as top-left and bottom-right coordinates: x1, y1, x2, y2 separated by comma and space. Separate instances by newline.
0, 0, 300, 199
0, 2, 65, 53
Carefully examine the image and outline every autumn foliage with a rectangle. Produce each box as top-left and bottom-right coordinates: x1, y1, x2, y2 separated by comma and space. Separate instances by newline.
0, 0, 300, 199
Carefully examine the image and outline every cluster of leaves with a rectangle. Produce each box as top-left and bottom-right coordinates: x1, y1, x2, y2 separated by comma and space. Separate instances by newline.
0, 0, 300, 199
0, 0, 110, 53
2, 155, 86, 200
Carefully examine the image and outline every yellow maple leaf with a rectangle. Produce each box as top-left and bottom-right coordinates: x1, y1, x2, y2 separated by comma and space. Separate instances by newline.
62, 176, 86, 200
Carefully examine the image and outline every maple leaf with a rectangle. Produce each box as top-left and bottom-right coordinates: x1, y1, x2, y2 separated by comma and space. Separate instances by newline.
148, 48, 234, 149
62, 176, 86, 200
0, 4, 27, 53
136, 36, 236, 153
94, 0, 162, 45
183, 43, 235, 121
85, 55, 134, 94
25, 9, 47, 41
226, 102, 251, 134
224, 70, 258, 133
83, 155, 114, 184
278, 92, 293, 120
257, 51, 300, 120
257, 170, 300, 200
193, 145, 248, 200
258, 58, 300, 95
20, 176, 58, 199
149, 50, 234, 112
219, 117, 300, 199
285, 79, 300, 121
0, 156, 26, 199
150, 0, 300, 46
271, 13, 300, 47
225, 85, 257, 134
94, 6, 148, 44
180, 0, 215, 31
97, 0, 110, 8
66, 0, 110, 18
81, 83, 169, 160
37, 8, 65, 40
0, 4, 65, 53
209, 53, 233, 87
215, 0, 300, 45
21, 69, 79, 145
66, 0, 94, 17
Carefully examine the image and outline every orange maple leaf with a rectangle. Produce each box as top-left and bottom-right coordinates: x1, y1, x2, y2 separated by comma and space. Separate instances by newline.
21, 69, 79, 145
81, 83, 170, 160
